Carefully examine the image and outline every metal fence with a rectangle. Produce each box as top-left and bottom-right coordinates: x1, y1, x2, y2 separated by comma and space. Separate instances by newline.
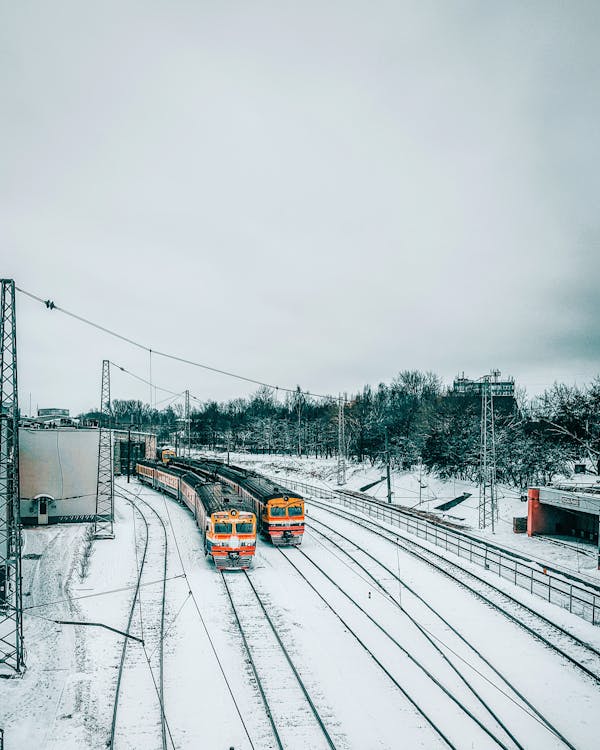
311, 488, 600, 626
263, 475, 338, 501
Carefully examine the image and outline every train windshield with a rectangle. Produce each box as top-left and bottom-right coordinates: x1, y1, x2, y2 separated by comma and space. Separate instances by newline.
235, 522, 254, 533
287, 505, 303, 517
214, 522, 232, 533
270, 506, 286, 517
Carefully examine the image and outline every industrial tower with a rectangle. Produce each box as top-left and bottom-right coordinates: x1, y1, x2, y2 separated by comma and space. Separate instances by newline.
478, 371, 499, 531
337, 394, 346, 485
0, 279, 24, 673
94, 359, 114, 538
185, 389, 190, 457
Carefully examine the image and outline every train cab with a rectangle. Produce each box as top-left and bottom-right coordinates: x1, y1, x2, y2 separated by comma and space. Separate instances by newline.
157, 448, 176, 464
205, 507, 256, 569
264, 495, 304, 545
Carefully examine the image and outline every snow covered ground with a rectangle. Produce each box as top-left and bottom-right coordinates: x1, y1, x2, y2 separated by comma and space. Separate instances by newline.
1, 455, 599, 749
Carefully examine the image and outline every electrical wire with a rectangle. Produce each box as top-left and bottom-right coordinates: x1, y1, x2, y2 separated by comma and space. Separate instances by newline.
111, 361, 206, 408
21, 574, 186, 611
111, 361, 182, 398
17, 286, 334, 401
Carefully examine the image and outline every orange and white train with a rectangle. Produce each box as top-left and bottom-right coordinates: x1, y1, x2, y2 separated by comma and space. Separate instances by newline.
136, 460, 256, 570
171, 458, 305, 546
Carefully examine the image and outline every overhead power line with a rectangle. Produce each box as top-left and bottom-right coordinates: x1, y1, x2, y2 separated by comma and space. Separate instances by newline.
17, 286, 334, 400
110, 361, 204, 407
111, 361, 181, 397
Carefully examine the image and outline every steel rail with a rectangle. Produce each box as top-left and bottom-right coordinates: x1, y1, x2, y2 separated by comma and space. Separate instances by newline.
335, 488, 600, 595
309, 498, 600, 685
224, 570, 338, 750
302, 526, 526, 750
118, 486, 169, 750
305, 519, 577, 750
220, 573, 284, 750
109, 493, 150, 748
285, 547, 514, 750
276, 548, 457, 750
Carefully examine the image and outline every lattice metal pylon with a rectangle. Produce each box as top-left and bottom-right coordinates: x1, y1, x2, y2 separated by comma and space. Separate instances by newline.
478, 373, 497, 531
0, 279, 24, 674
185, 389, 190, 457
95, 360, 114, 538
337, 394, 346, 486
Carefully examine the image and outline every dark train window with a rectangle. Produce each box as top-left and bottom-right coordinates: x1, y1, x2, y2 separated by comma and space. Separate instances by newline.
288, 506, 302, 517
270, 506, 286, 516
214, 523, 232, 533
235, 522, 253, 533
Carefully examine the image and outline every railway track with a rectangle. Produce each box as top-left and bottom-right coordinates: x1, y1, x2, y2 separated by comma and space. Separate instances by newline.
309, 498, 600, 685
221, 570, 337, 750
299, 521, 579, 750
110, 487, 169, 750
277, 546, 553, 750
335, 488, 600, 600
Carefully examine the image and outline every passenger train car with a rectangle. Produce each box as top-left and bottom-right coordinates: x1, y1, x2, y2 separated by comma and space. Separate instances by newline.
136, 460, 256, 570
171, 458, 305, 546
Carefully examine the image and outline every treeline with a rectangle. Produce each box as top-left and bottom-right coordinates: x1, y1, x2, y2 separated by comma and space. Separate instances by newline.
81, 371, 600, 489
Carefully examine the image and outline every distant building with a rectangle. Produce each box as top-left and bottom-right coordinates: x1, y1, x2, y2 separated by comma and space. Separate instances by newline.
452, 373, 515, 397
450, 372, 516, 414
20, 407, 79, 429
37, 408, 69, 419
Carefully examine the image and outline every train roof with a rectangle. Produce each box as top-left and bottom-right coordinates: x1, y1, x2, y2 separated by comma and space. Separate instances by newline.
137, 459, 253, 515
181, 458, 303, 503
197, 481, 251, 516
138, 458, 177, 475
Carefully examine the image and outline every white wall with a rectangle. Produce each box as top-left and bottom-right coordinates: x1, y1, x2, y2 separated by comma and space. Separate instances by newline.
19, 428, 99, 518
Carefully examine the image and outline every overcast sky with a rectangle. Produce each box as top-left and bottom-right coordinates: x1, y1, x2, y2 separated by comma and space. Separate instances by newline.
2, 1, 599, 415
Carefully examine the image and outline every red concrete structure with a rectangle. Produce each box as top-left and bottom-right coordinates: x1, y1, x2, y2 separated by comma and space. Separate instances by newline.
527, 485, 600, 568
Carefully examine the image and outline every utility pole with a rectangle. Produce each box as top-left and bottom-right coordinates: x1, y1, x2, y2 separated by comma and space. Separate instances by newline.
0, 279, 24, 674
126, 425, 131, 484
337, 394, 346, 485
95, 360, 114, 539
185, 389, 190, 457
478, 371, 498, 531
148, 350, 153, 410
295, 386, 303, 458
385, 427, 392, 504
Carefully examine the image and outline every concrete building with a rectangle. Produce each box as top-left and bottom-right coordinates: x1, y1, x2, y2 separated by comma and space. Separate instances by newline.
18, 426, 157, 525
19, 427, 99, 524
528, 484, 600, 567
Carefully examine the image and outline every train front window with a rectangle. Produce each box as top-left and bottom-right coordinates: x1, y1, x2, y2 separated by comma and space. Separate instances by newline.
270, 506, 286, 517
235, 522, 254, 533
288, 506, 302, 517
214, 523, 232, 534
